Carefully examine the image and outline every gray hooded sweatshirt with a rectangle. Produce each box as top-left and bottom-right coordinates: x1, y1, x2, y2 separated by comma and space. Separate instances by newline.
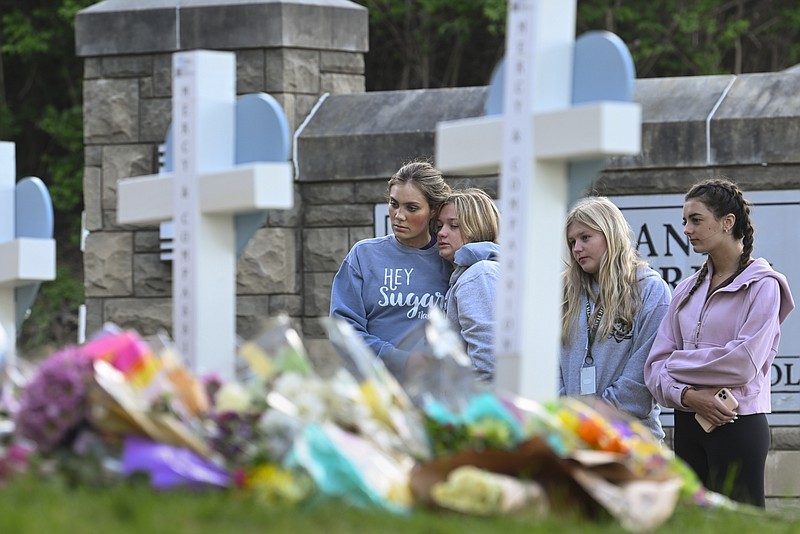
445, 242, 500, 381
558, 266, 671, 440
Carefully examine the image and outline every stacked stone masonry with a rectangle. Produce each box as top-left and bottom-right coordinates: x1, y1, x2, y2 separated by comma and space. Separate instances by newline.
77, 0, 367, 348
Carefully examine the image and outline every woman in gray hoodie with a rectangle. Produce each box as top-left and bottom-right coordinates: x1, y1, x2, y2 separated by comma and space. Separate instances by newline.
436, 188, 500, 381
559, 197, 671, 440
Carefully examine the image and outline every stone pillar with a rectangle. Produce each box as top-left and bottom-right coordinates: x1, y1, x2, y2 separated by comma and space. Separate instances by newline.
75, 0, 367, 342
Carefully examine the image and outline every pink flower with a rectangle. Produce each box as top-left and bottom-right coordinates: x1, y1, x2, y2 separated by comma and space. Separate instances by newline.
14, 347, 94, 452
0, 443, 33, 481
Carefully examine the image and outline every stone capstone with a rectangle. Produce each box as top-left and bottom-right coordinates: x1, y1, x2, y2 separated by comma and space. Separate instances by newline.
76, 0, 368, 57
296, 87, 487, 182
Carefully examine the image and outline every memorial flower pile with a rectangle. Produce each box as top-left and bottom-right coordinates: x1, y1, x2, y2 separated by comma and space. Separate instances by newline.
0, 312, 739, 531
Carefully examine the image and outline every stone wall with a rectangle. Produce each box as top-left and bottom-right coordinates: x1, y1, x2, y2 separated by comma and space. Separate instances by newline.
296, 71, 800, 322
295, 86, 493, 344
76, 0, 367, 349
596, 72, 800, 195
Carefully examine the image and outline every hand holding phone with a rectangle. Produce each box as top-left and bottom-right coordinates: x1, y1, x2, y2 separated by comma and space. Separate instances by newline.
695, 388, 739, 433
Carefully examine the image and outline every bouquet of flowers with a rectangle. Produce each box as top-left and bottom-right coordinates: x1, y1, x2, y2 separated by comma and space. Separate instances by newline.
14, 346, 95, 453
411, 386, 689, 531
201, 315, 423, 510
0, 311, 737, 530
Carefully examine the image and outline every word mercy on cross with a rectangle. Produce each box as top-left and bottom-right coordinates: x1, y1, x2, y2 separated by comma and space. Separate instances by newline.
117, 50, 293, 382
435, 0, 641, 401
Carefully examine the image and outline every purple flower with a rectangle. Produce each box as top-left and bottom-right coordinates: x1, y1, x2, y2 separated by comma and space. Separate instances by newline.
14, 347, 94, 452
208, 411, 264, 466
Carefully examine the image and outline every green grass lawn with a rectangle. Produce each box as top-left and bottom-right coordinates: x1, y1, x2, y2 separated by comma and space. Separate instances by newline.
0, 477, 798, 534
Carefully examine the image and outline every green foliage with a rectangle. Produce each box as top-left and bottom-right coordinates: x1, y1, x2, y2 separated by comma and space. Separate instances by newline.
353, 0, 506, 89
357, 0, 800, 91
481, 1, 506, 35
18, 267, 85, 358
38, 104, 84, 215
0, 1, 86, 58
577, 0, 800, 77
1, 0, 94, 351
0, 11, 53, 55
0, 107, 20, 139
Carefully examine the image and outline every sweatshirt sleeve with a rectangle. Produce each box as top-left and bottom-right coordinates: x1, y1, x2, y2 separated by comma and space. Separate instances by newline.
329, 251, 409, 375
452, 265, 497, 381
644, 290, 688, 408
602, 276, 671, 419
658, 278, 782, 390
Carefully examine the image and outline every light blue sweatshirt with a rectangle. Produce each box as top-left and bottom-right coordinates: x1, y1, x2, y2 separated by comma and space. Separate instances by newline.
330, 234, 451, 377
559, 266, 671, 440
445, 242, 500, 381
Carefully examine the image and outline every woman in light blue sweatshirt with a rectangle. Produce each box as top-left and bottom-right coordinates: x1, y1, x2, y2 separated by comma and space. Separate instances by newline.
330, 162, 452, 378
437, 188, 500, 381
559, 197, 671, 440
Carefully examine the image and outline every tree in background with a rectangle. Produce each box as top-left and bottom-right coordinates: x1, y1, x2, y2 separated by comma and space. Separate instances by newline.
358, 0, 800, 89
353, 0, 507, 90
578, 0, 800, 77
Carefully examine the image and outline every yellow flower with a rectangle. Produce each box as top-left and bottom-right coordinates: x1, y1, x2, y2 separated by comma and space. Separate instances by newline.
358, 380, 392, 427
215, 383, 253, 413
248, 464, 313, 507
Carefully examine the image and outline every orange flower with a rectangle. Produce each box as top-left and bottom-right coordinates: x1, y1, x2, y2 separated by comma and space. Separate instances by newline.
576, 418, 604, 446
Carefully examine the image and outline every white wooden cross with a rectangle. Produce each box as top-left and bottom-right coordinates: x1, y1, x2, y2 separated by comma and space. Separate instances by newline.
435, 0, 641, 402
117, 50, 293, 382
0, 142, 56, 369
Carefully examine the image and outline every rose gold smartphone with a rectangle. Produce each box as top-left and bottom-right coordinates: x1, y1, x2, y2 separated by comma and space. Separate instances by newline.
695, 388, 739, 433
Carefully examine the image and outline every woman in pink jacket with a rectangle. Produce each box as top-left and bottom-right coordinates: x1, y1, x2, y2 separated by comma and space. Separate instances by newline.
645, 177, 794, 507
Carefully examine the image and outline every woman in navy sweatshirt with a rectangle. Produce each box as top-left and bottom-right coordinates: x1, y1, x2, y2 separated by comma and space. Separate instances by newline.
329, 161, 452, 378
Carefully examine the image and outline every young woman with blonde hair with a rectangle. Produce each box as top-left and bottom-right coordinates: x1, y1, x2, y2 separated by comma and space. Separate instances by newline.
559, 196, 671, 439
436, 187, 500, 380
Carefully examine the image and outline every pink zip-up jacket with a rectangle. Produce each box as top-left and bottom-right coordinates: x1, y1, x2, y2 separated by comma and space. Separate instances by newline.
645, 258, 794, 415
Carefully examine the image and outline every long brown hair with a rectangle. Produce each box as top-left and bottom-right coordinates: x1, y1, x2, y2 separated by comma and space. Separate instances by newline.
677, 177, 754, 310
387, 161, 451, 235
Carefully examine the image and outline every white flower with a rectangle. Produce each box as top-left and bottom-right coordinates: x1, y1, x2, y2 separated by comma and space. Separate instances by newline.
272, 374, 327, 422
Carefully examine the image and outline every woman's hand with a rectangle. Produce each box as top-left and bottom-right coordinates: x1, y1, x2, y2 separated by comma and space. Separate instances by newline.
683, 387, 738, 428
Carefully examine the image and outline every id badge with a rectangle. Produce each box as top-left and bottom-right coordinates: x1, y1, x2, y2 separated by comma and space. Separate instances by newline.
580, 366, 596, 395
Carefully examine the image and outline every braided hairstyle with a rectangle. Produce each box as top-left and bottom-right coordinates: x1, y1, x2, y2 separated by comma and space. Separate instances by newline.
677, 177, 754, 310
